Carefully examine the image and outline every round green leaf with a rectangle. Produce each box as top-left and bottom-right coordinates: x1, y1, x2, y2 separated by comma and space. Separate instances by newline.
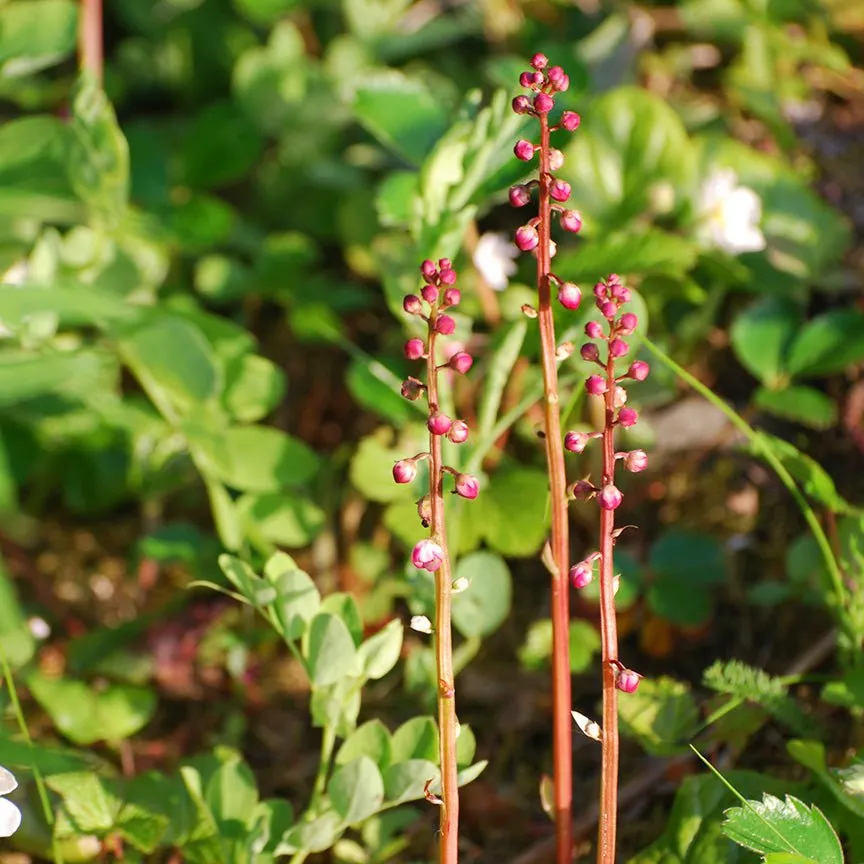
753, 385, 837, 429
336, 720, 392, 769
357, 619, 403, 680
730, 297, 801, 387
382, 759, 439, 805
480, 468, 549, 557
327, 757, 385, 826
222, 354, 285, 423
649, 529, 726, 586
786, 309, 864, 379
0, 0, 77, 76
391, 717, 438, 763
452, 551, 512, 639
305, 613, 360, 687
237, 493, 325, 548
647, 578, 712, 627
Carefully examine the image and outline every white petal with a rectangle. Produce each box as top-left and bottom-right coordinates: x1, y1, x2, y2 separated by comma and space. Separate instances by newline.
0, 797, 21, 837
0, 766, 17, 796
571, 710, 602, 742
473, 232, 518, 291
409, 615, 433, 635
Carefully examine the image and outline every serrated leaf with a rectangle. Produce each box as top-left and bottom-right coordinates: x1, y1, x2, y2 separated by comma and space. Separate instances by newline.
47, 772, 121, 833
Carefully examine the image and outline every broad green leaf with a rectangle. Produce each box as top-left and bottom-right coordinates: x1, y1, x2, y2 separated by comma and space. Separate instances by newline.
0, 0, 77, 76
204, 478, 243, 552
618, 677, 699, 756
648, 580, 713, 627
357, 619, 403, 680
47, 772, 121, 833
476, 319, 527, 442
115, 771, 175, 853
730, 298, 801, 388
822, 668, 864, 710
237, 493, 325, 549
346, 355, 418, 425
456, 760, 487, 788
310, 677, 361, 736
205, 753, 259, 828
328, 757, 385, 825
649, 529, 727, 586
0, 351, 112, 408
320, 593, 363, 646
753, 386, 837, 430
336, 720, 393, 769
352, 71, 449, 166
722, 794, 842, 864
305, 613, 359, 687
479, 467, 549, 557
120, 316, 221, 411
28, 673, 156, 745
787, 739, 864, 820
276, 810, 342, 855
382, 759, 439, 805
786, 309, 864, 379
451, 551, 512, 639
0, 732, 97, 775
267, 565, 321, 642
349, 429, 425, 504
249, 798, 295, 857
0, 285, 134, 328
222, 354, 286, 423
0, 561, 35, 668
569, 620, 602, 674
455, 724, 476, 768
218, 554, 277, 608
391, 717, 438, 763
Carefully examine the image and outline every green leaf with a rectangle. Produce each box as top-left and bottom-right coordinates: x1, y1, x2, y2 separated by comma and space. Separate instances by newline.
786, 309, 864, 379
569, 620, 602, 674
222, 354, 286, 423
451, 551, 512, 639
349, 429, 425, 504
277, 810, 342, 855
822, 668, 864, 710
336, 720, 393, 769
753, 386, 837, 430
346, 355, 418, 425
618, 677, 699, 756
382, 759, 439, 805
648, 580, 713, 627
476, 320, 527, 442
456, 760, 487, 788
562, 87, 694, 231
649, 529, 727, 587
787, 739, 864, 821
328, 757, 385, 825
27, 673, 156, 745
0, 561, 35, 668
357, 619, 403, 680
0, 0, 77, 76
479, 467, 549, 557
218, 554, 278, 608
267, 563, 321, 642
120, 316, 221, 411
47, 772, 121, 833
237, 493, 325, 549
730, 298, 801, 388
391, 717, 438, 762
320, 593, 364, 646
115, 772, 174, 853
205, 752, 259, 828
352, 71, 449, 166
0, 351, 113, 408
0, 284, 135, 329
310, 677, 361, 737
305, 613, 360, 687
722, 795, 842, 863
0, 731, 97, 775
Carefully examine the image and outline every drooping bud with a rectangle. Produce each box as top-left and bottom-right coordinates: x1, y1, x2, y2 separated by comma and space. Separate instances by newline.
509, 184, 532, 208
439, 268, 457, 285
615, 667, 641, 694
547, 66, 565, 87
598, 299, 617, 320
427, 413, 453, 436
512, 95, 532, 115
393, 459, 417, 484
558, 282, 582, 310
519, 71, 536, 88
435, 315, 456, 335
564, 431, 591, 454
403, 294, 422, 315
585, 320, 604, 339
570, 561, 594, 589
617, 407, 638, 427
585, 375, 608, 396
401, 377, 425, 400
559, 210, 582, 233
448, 420, 469, 444
550, 180, 571, 202
412, 538, 444, 572
442, 288, 461, 307
455, 473, 479, 499
627, 360, 650, 381
598, 484, 623, 510
449, 352, 473, 374
514, 139, 535, 161
561, 110, 581, 131
548, 148, 564, 171
438, 258, 452, 270
609, 338, 629, 359
420, 259, 437, 279
617, 312, 638, 335
571, 479, 596, 500
515, 225, 540, 251
623, 450, 648, 472
405, 338, 425, 360
422, 284, 439, 303
534, 92, 554, 114
580, 343, 600, 363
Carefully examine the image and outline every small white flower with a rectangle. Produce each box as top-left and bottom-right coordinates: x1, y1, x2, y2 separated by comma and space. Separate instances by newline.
473, 232, 518, 291
451, 577, 470, 594
571, 710, 602, 742
409, 615, 433, 635
28, 617, 51, 640
0, 765, 21, 837
695, 168, 765, 255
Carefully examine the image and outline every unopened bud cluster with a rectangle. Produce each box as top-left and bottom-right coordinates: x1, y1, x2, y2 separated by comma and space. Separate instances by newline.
397, 259, 480, 573
510, 54, 585, 311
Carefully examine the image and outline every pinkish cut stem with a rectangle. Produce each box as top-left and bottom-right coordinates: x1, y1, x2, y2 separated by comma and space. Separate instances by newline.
79, 0, 103, 84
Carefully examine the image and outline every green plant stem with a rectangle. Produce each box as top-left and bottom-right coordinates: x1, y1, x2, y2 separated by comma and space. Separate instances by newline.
536, 112, 573, 864
310, 724, 336, 809
79, 0, 103, 84
427, 316, 459, 864
596, 333, 620, 864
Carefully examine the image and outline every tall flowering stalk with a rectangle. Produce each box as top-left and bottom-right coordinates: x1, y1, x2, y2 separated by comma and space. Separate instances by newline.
396, 259, 479, 864
510, 54, 584, 863
566, 275, 648, 863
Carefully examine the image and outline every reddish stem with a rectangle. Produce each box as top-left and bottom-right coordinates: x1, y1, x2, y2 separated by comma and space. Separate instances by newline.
79, 0, 104, 84
536, 113, 573, 864
597, 333, 620, 863
427, 316, 460, 864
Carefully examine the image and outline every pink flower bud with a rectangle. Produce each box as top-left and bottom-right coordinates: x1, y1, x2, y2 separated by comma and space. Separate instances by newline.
623, 450, 648, 472
449, 352, 473, 374
617, 312, 638, 335
571, 479, 596, 499
616, 667, 641, 694
436, 315, 456, 335
617, 407, 638, 427
401, 377, 424, 400
580, 343, 600, 363
448, 420, 469, 444
509, 184, 531, 208
438, 258, 451, 270
610, 282, 627, 300
412, 538, 444, 572
628, 360, 650, 381
455, 473, 479, 499
439, 268, 457, 285
442, 288, 461, 307
417, 495, 432, 526
532, 70, 544, 86
514, 139, 535, 161
405, 338, 425, 360
422, 284, 439, 303
519, 71, 536, 88
593, 282, 608, 300
560, 210, 582, 233
585, 320, 603, 339
598, 484, 623, 510
547, 65, 565, 86
428, 413, 453, 435
561, 110, 581, 131
585, 375, 608, 396
550, 180, 571, 202
549, 148, 564, 171
558, 282, 582, 310
557, 74, 570, 92
607, 273, 622, 287
515, 225, 539, 251
534, 92, 554, 114
403, 294, 422, 315
609, 338, 629, 359
393, 459, 417, 484
564, 431, 590, 454
512, 95, 532, 115
570, 561, 594, 589
420, 259, 437, 279
598, 300, 617, 320
530, 53, 548, 70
